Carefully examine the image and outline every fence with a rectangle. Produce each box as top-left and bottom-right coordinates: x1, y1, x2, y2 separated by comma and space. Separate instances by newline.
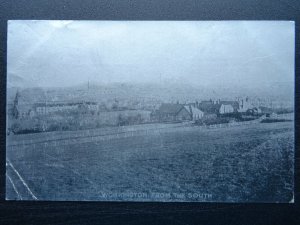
7, 121, 193, 148
7, 116, 268, 149
203, 115, 266, 129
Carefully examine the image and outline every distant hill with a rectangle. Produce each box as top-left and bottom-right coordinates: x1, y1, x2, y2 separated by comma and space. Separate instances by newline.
7, 82, 294, 108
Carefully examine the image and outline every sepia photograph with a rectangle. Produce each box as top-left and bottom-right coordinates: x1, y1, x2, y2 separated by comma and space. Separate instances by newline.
6, 20, 295, 202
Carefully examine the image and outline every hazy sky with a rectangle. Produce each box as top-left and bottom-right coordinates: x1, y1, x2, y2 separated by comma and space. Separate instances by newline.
7, 20, 295, 91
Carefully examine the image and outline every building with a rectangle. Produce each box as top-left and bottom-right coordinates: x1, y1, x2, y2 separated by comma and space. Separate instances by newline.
237, 97, 255, 113
152, 103, 191, 122
219, 104, 234, 114
198, 100, 219, 116
198, 100, 239, 115
152, 103, 205, 122
184, 105, 204, 121
34, 102, 98, 115
15, 104, 34, 119
219, 101, 239, 113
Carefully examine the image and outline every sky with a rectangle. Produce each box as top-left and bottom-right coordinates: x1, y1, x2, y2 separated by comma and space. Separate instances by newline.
7, 20, 295, 96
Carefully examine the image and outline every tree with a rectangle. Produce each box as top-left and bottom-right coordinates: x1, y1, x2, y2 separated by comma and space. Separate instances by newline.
12, 90, 20, 119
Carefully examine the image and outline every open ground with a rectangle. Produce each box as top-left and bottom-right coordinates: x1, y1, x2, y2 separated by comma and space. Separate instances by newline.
6, 121, 294, 202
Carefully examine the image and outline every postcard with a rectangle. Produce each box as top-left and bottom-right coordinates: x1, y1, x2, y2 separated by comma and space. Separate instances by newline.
6, 20, 294, 202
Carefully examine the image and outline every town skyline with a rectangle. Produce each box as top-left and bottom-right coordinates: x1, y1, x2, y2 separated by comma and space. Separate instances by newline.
7, 80, 294, 107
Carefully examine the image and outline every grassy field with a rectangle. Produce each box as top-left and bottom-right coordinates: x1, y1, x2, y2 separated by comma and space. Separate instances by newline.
6, 121, 294, 202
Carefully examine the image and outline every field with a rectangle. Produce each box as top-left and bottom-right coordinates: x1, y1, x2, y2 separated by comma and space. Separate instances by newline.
6, 121, 294, 202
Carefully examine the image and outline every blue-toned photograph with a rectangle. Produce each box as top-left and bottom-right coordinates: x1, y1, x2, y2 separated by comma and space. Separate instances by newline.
6, 20, 294, 202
